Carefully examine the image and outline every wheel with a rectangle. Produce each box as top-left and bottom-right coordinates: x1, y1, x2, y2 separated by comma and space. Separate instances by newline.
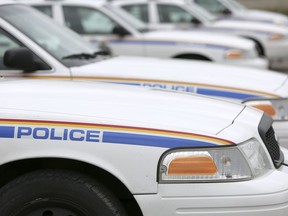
0, 169, 127, 216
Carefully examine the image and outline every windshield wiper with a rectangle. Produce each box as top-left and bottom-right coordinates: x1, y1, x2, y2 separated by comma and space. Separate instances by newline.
62, 53, 97, 60
62, 50, 112, 60
138, 28, 151, 33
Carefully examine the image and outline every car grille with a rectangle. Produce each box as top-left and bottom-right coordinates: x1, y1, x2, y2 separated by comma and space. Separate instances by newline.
264, 127, 281, 162
258, 114, 283, 168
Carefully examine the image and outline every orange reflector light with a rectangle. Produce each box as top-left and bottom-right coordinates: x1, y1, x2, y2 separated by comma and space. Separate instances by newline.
225, 51, 242, 59
252, 104, 276, 116
269, 34, 282, 41
168, 156, 217, 175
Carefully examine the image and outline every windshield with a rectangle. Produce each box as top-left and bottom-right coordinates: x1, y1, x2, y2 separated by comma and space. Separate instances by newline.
0, 5, 100, 67
104, 5, 149, 32
224, 0, 246, 11
187, 4, 218, 22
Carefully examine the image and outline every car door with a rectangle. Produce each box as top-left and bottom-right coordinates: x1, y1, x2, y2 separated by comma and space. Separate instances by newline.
61, 5, 145, 57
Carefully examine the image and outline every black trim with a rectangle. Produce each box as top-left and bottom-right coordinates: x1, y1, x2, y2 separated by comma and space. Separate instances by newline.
258, 113, 284, 168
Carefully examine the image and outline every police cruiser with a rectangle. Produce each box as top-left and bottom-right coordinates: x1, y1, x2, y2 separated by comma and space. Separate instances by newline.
112, 0, 288, 69
0, 78, 288, 215
0, 3, 288, 148
18, 0, 268, 69
190, 0, 288, 27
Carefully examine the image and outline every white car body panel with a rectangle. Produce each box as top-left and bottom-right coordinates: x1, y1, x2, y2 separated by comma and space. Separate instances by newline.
2, 80, 247, 135
0, 79, 258, 195
229, 9, 288, 26
93, 30, 256, 62
113, 0, 288, 68
211, 19, 288, 33
70, 56, 286, 94
0, 4, 287, 214
70, 57, 288, 147
244, 9, 288, 24
0, 3, 286, 147
190, 0, 288, 26
21, 0, 269, 69
1, 79, 288, 215
207, 20, 288, 60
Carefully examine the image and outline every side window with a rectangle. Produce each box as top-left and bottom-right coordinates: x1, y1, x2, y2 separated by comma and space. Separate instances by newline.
0, 28, 22, 69
194, 0, 229, 14
33, 5, 53, 18
0, 28, 51, 71
63, 6, 118, 34
121, 4, 149, 23
157, 4, 196, 23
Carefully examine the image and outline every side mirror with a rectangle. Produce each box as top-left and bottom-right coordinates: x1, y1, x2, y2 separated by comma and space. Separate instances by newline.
98, 41, 112, 56
4, 47, 39, 72
191, 18, 201, 25
222, 8, 232, 15
112, 25, 129, 37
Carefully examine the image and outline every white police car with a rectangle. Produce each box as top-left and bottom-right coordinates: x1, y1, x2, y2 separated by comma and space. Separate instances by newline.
0, 3, 288, 147
190, 0, 288, 27
112, 0, 288, 69
19, 0, 269, 69
0, 78, 288, 215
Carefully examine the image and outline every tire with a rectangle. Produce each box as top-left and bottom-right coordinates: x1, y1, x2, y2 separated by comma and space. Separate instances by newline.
0, 169, 127, 216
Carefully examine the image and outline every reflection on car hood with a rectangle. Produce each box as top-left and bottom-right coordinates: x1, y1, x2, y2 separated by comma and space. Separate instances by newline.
142, 30, 254, 49
243, 9, 288, 22
70, 56, 288, 98
0, 79, 246, 136
211, 19, 288, 34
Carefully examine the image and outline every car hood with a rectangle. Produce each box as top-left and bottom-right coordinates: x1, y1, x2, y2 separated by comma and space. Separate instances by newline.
244, 10, 288, 23
70, 56, 288, 98
0, 79, 246, 136
211, 19, 288, 34
142, 30, 254, 49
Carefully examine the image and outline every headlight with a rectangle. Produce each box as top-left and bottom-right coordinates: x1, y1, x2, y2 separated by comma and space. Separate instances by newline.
244, 98, 288, 121
224, 49, 256, 60
159, 138, 271, 183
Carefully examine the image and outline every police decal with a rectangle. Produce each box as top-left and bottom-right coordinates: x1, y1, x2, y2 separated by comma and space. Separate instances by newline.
0, 125, 102, 143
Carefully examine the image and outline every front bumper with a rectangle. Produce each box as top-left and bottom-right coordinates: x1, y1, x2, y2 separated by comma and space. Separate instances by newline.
273, 121, 288, 149
134, 147, 288, 216
224, 57, 268, 69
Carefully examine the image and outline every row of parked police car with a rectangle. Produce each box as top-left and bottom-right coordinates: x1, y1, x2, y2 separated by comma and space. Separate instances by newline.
1, 0, 288, 215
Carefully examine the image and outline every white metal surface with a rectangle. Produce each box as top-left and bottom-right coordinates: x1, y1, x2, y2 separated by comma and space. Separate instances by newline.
112, 0, 288, 68
19, 0, 268, 69
190, 0, 288, 27
0, 3, 286, 147
0, 78, 287, 215
0, 3, 287, 214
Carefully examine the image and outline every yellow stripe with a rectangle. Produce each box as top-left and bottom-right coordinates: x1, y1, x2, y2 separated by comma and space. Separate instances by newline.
0, 119, 233, 145
6, 75, 278, 98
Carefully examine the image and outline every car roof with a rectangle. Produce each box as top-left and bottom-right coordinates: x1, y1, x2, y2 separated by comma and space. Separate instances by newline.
112, 0, 188, 4
13, 0, 107, 4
